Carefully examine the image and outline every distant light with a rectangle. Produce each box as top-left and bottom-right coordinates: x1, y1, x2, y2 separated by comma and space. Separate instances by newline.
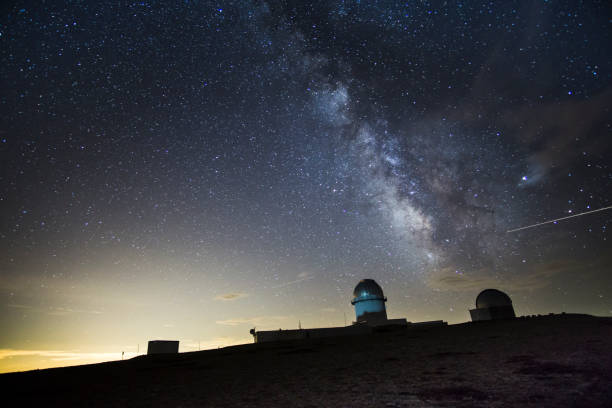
521, 176, 528, 181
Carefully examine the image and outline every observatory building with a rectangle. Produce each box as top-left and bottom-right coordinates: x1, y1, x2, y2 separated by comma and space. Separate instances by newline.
469, 289, 516, 321
249, 279, 442, 343
351, 279, 407, 327
352, 279, 388, 324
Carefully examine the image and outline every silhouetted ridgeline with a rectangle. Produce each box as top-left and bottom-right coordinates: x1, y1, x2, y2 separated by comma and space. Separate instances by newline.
1, 314, 611, 407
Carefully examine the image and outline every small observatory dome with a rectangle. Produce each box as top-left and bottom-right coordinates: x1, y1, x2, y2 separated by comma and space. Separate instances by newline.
475, 289, 512, 309
351, 279, 388, 325
470, 288, 516, 321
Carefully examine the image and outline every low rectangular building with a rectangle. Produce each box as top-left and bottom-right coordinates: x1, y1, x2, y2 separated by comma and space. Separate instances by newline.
409, 320, 447, 328
147, 340, 179, 354
469, 306, 516, 321
252, 325, 373, 343
251, 319, 419, 343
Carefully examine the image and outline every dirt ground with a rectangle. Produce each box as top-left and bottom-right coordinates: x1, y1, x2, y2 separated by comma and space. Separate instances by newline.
2, 314, 611, 407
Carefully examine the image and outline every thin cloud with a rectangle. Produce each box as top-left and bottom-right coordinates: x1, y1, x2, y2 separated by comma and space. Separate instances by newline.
6, 304, 103, 315
5, 304, 32, 309
214, 292, 248, 301
427, 260, 580, 292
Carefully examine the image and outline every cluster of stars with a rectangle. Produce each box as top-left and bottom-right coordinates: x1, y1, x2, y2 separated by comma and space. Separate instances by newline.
0, 1, 610, 365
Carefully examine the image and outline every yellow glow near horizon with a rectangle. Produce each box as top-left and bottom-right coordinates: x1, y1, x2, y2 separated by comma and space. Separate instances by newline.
3, 251, 608, 375
0, 336, 253, 373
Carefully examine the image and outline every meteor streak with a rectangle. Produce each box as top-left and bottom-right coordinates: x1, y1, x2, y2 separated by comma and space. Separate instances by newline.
507, 205, 612, 233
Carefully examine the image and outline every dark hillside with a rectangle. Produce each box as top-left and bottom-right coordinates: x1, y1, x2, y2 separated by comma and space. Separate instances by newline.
2, 314, 611, 407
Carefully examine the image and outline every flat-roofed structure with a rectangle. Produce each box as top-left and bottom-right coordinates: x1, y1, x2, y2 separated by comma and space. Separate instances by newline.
147, 340, 179, 354
251, 324, 373, 343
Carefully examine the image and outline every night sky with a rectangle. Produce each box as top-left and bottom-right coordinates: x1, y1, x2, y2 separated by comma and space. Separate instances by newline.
1, 1, 611, 372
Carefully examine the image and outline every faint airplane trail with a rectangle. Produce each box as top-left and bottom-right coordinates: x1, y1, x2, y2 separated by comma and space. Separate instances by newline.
270, 276, 315, 289
507, 205, 612, 233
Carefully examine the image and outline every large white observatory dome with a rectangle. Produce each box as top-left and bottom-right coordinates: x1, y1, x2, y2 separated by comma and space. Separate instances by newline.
475, 289, 513, 309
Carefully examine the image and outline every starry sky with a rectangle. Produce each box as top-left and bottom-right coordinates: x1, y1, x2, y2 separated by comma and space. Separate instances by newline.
1, 0, 611, 372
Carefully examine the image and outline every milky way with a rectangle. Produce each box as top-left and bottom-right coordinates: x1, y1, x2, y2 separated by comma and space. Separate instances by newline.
0, 1, 611, 371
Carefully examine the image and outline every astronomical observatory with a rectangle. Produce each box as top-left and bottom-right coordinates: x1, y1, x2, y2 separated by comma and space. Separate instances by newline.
141, 284, 519, 349
250, 278, 445, 343
469, 289, 516, 321
351, 279, 409, 326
